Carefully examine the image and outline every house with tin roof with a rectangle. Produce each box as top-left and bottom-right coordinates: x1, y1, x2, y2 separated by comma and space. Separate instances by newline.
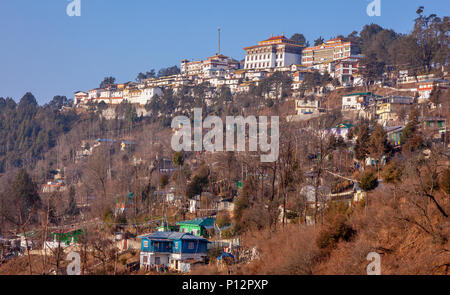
138, 232, 209, 272
176, 217, 216, 237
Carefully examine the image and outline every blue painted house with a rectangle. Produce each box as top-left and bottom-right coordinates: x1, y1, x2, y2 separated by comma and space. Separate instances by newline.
138, 232, 209, 272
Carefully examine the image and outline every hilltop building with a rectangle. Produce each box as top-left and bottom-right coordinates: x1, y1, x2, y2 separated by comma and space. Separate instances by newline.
243, 35, 304, 70
181, 54, 240, 78
302, 38, 357, 66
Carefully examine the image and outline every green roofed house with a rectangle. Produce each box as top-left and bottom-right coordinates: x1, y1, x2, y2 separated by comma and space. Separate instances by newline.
156, 222, 180, 233
51, 228, 83, 246
176, 218, 215, 237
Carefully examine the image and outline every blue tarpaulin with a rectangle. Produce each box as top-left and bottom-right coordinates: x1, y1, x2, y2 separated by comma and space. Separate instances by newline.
218, 252, 234, 261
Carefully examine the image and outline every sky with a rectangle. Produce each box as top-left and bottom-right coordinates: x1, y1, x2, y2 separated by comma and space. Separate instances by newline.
0, 0, 448, 104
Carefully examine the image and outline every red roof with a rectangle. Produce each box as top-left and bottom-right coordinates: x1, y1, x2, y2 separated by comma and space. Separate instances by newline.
263, 35, 287, 41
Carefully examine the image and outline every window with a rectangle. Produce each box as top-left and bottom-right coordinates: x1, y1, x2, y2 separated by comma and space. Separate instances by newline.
143, 240, 149, 248
188, 242, 195, 249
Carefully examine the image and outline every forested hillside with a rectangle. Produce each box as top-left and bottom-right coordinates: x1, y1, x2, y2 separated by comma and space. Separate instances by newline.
0, 93, 78, 172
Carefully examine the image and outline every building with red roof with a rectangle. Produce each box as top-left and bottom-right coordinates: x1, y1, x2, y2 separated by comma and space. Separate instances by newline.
243, 34, 304, 71
302, 38, 357, 66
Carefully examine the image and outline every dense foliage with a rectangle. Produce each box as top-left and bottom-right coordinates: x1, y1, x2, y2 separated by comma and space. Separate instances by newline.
0, 93, 78, 172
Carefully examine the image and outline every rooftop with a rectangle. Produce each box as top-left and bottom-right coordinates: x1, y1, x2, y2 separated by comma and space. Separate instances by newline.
343, 92, 381, 97
176, 217, 215, 227
137, 231, 209, 241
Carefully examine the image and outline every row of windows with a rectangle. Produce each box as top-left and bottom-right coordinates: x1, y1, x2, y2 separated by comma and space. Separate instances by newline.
245, 61, 284, 69
143, 240, 194, 250
246, 53, 284, 61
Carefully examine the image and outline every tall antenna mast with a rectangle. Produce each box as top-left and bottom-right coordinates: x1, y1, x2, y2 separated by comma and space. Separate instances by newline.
218, 27, 221, 54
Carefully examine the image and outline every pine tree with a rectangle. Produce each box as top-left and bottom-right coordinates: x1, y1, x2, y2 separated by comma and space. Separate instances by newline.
12, 169, 41, 219
354, 123, 370, 164
65, 185, 79, 216
368, 124, 390, 163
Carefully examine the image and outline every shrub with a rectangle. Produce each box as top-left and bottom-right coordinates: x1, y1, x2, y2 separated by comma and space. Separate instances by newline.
382, 161, 403, 184
221, 227, 235, 239
316, 215, 356, 249
439, 169, 450, 194
358, 171, 378, 191
120, 257, 127, 265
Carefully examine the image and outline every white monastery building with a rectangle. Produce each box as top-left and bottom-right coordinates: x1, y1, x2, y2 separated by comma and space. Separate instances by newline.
243, 35, 304, 70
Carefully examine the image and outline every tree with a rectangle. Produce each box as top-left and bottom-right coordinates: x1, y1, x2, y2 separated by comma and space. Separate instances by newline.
173, 151, 184, 168
219, 86, 233, 102
368, 124, 391, 172
186, 165, 209, 199
99, 77, 116, 89
353, 123, 370, 166
65, 185, 79, 216
290, 33, 308, 46
401, 109, 423, 153
172, 151, 186, 217
2, 169, 41, 274
346, 31, 362, 54
136, 72, 147, 83
412, 6, 448, 72
314, 37, 325, 46
12, 169, 41, 221
382, 161, 403, 184
303, 72, 322, 92
158, 66, 180, 77
159, 174, 169, 189
439, 169, 450, 194
257, 72, 292, 99
136, 69, 156, 82
47, 96, 70, 110
358, 171, 378, 192
360, 52, 385, 87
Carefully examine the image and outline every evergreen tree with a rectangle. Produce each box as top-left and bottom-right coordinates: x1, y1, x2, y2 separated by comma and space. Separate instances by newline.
12, 169, 41, 221
65, 185, 79, 216
368, 124, 391, 163
354, 123, 370, 164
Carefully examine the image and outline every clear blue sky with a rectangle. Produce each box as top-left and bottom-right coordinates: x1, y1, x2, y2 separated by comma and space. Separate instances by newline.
0, 0, 448, 104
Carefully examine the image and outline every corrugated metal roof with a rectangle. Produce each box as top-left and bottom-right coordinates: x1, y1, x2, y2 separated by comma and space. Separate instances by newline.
176, 217, 215, 227
138, 231, 208, 241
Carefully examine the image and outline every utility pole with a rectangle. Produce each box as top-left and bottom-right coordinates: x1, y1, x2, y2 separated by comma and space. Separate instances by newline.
218, 27, 221, 55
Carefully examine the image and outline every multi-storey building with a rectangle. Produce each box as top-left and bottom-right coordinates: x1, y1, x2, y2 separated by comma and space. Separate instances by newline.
417, 78, 449, 102
295, 98, 321, 115
334, 55, 361, 84
74, 91, 89, 104
181, 54, 240, 78
376, 95, 414, 123
342, 92, 381, 112
243, 35, 304, 70
138, 232, 209, 272
302, 38, 355, 66
80, 83, 162, 106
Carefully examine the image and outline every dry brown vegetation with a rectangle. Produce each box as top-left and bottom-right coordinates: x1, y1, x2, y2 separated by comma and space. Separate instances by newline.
193, 177, 449, 275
